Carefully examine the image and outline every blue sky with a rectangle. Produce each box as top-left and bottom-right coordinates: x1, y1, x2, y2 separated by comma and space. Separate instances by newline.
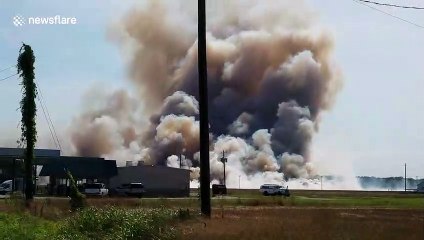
0, 0, 423, 178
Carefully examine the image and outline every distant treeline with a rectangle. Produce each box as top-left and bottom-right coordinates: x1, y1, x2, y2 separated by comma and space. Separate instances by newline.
357, 176, 423, 190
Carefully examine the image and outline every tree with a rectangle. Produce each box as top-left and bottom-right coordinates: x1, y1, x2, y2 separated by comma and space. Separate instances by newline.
17, 43, 37, 201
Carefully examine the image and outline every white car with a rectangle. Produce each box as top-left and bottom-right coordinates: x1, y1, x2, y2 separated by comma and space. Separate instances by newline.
0, 180, 13, 195
84, 183, 109, 197
260, 184, 290, 196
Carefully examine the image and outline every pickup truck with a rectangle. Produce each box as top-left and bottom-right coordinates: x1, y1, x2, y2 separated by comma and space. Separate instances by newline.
84, 183, 109, 197
260, 184, 290, 196
113, 183, 145, 197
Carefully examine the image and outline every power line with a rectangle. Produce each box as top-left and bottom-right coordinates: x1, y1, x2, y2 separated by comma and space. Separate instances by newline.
357, 0, 424, 10
353, 0, 424, 29
0, 62, 62, 150
0, 73, 18, 82
0, 66, 15, 73
36, 93, 59, 150
39, 83, 62, 150
35, 81, 62, 150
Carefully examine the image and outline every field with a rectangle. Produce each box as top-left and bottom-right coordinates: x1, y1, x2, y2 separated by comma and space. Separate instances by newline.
181, 207, 423, 240
0, 189, 423, 239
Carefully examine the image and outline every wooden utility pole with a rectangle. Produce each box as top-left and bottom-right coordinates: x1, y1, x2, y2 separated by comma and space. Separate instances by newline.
220, 151, 227, 185
17, 43, 37, 201
404, 163, 407, 192
198, 0, 211, 217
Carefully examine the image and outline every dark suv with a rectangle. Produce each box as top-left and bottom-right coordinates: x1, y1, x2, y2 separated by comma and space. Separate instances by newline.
212, 184, 227, 197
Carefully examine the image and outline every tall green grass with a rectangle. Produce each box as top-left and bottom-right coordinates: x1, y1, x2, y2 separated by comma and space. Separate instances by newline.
55, 207, 182, 240
0, 207, 188, 240
0, 212, 57, 240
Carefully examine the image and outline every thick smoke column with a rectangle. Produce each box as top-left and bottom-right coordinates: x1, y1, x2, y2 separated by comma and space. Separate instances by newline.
69, 0, 342, 185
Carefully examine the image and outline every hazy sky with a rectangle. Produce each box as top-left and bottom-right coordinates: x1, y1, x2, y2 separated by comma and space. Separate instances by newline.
0, 0, 423, 178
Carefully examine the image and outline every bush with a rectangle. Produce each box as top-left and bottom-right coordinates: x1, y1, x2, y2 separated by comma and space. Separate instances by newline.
54, 207, 183, 240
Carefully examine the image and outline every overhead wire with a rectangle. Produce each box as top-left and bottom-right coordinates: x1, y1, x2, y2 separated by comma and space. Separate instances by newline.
352, 0, 424, 29
356, 0, 424, 10
35, 81, 62, 150
0, 73, 18, 82
0, 67, 62, 150
0, 66, 15, 73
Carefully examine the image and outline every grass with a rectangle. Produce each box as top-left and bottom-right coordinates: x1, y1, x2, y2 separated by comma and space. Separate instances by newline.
180, 207, 424, 240
0, 207, 188, 240
290, 195, 424, 208
0, 212, 57, 240
0, 190, 422, 239
55, 207, 184, 240
1, 190, 422, 217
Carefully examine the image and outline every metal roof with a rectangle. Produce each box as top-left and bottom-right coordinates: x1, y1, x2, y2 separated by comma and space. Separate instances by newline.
39, 156, 117, 179
0, 148, 60, 158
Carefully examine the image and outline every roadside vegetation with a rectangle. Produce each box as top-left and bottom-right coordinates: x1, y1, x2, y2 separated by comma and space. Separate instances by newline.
0, 206, 189, 240
0, 190, 422, 239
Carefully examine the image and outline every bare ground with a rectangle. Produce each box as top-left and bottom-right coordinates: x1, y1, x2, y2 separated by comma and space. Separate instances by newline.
180, 207, 424, 240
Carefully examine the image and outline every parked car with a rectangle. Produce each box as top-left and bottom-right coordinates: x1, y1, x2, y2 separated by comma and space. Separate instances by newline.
113, 183, 145, 197
260, 184, 290, 196
0, 180, 12, 195
84, 183, 108, 197
212, 184, 227, 197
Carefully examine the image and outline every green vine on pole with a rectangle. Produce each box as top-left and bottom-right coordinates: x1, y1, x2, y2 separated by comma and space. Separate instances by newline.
17, 43, 37, 201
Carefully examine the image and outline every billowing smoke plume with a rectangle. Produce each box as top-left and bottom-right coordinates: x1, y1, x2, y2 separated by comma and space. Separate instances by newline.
69, 0, 342, 187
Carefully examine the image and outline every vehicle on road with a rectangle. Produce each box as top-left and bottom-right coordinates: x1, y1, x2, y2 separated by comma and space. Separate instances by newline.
260, 184, 290, 196
212, 184, 227, 197
84, 183, 109, 197
112, 183, 145, 197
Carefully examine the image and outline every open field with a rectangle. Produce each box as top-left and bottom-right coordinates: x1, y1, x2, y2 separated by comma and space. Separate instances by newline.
0, 189, 423, 218
180, 207, 424, 240
0, 190, 422, 239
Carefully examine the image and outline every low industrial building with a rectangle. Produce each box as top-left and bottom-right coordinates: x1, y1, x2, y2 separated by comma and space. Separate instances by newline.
39, 156, 117, 195
0, 147, 190, 197
417, 181, 424, 193
109, 164, 190, 197
0, 147, 117, 196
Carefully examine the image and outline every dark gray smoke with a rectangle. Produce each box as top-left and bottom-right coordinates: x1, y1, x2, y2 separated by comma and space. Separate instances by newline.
69, 0, 342, 183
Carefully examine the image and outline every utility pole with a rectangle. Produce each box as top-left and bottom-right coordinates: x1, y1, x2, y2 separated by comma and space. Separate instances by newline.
17, 43, 37, 202
198, 0, 211, 217
404, 163, 407, 192
221, 151, 227, 185
320, 176, 323, 191
12, 158, 16, 192
179, 154, 182, 168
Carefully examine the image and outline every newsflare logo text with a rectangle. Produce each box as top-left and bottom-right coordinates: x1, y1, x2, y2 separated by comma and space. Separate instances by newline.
13, 15, 77, 27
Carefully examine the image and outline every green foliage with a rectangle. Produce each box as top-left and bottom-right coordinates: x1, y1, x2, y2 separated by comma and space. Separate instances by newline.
17, 43, 37, 201
4, 192, 25, 212
55, 207, 182, 240
0, 212, 57, 240
0, 207, 187, 240
66, 171, 86, 212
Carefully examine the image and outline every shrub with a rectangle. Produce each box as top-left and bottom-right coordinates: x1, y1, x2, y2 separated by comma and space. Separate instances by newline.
54, 207, 183, 240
